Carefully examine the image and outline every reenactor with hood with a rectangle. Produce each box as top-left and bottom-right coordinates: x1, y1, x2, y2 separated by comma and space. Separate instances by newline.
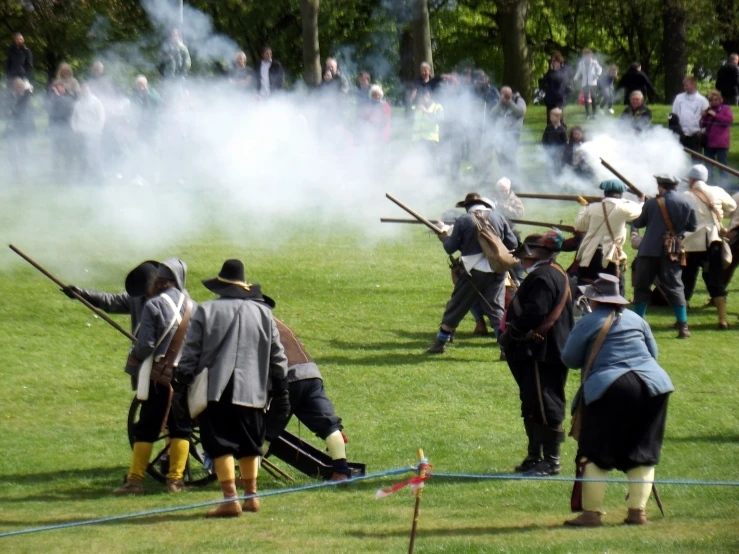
176, 260, 290, 518
115, 259, 194, 495
498, 230, 575, 476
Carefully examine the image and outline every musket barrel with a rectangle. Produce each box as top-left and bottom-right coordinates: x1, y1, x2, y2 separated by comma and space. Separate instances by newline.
385, 194, 444, 236
509, 219, 576, 233
600, 158, 646, 198
685, 148, 739, 179
517, 192, 601, 203
9, 244, 136, 342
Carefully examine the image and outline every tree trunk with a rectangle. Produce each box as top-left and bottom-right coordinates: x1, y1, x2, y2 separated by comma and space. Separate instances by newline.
300, 0, 321, 87
496, 0, 531, 103
662, 0, 687, 102
412, 0, 433, 74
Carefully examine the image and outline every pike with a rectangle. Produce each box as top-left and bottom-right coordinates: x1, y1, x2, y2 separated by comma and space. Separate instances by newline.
600, 158, 647, 198
385, 193, 444, 236
9, 244, 136, 342
517, 192, 601, 203
381, 217, 576, 233
685, 148, 739, 179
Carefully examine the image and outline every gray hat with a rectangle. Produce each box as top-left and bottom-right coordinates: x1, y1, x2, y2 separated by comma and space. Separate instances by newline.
157, 258, 187, 291
654, 174, 679, 186
687, 164, 708, 182
581, 273, 629, 305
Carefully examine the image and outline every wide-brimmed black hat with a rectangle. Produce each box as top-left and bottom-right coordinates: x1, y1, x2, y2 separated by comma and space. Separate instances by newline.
455, 192, 493, 209
581, 273, 629, 305
125, 260, 160, 297
202, 259, 275, 308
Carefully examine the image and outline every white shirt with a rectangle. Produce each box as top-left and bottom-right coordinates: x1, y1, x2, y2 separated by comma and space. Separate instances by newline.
672, 92, 709, 136
683, 181, 737, 251
260, 60, 271, 96
729, 192, 739, 231
71, 94, 106, 135
575, 197, 643, 267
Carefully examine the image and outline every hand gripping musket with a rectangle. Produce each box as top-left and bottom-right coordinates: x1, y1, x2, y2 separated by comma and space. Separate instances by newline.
599, 158, 648, 198
385, 193, 445, 236
517, 192, 602, 203
9, 244, 136, 341
685, 148, 739, 180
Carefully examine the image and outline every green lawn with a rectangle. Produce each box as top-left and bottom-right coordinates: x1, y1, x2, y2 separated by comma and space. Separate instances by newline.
1, 106, 738, 552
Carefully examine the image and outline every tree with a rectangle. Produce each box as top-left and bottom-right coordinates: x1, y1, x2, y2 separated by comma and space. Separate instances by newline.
662, 0, 687, 101
495, 0, 531, 102
412, 0, 433, 73
300, 0, 321, 86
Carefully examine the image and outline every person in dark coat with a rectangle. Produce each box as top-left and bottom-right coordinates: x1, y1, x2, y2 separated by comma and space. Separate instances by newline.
427, 193, 518, 353
176, 259, 289, 518
632, 175, 698, 338
715, 54, 739, 106
617, 62, 657, 105
5, 32, 32, 84
499, 230, 575, 476
562, 274, 674, 527
542, 107, 567, 172
542, 54, 569, 124
45, 79, 77, 174
257, 45, 285, 97
4, 78, 35, 178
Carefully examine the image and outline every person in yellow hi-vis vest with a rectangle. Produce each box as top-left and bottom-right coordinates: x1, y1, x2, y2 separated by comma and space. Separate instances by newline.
412, 89, 444, 165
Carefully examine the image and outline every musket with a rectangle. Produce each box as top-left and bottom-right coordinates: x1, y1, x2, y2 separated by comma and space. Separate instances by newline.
600, 158, 647, 198
381, 218, 456, 226
517, 192, 601, 203
510, 219, 576, 233
385, 193, 444, 236
9, 244, 136, 342
685, 148, 739, 179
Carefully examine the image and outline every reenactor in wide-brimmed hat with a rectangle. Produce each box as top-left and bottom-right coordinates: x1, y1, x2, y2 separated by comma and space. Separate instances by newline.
499, 230, 574, 476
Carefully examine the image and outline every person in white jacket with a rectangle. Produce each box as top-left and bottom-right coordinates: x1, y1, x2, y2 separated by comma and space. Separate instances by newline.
71, 83, 106, 181
681, 164, 737, 328
672, 76, 709, 153
574, 179, 643, 294
573, 48, 602, 119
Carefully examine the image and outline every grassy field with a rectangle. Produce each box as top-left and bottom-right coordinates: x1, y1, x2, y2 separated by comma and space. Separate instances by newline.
1, 106, 738, 553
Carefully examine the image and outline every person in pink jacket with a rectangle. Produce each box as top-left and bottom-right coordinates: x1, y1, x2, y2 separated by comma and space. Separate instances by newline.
700, 89, 734, 185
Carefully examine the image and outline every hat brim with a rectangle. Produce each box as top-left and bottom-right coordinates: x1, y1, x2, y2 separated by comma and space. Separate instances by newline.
202, 279, 276, 308
125, 260, 160, 297
583, 286, 630, 305
455, 198, 493, 209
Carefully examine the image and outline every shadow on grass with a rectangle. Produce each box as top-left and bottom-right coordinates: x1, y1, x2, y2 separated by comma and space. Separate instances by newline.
348, 522, 551, 538
667, 434, 739, 443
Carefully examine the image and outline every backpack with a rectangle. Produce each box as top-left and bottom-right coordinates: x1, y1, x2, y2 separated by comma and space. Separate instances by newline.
472, 210, 518, 273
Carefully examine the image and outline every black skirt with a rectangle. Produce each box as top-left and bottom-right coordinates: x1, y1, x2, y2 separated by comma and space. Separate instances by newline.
198, 378, 265, 459
579, 371, 670, 472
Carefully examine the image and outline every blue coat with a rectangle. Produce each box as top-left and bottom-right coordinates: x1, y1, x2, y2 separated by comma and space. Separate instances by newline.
561, 306, 674, 405
632, 189, 697, 257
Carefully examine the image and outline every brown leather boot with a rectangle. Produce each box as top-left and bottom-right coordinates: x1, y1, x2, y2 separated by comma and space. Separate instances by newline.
113, 477, 144, 496
624, 508, 648, 525
675, 322, 691, 339
241, 478, 260, 512
166, 478, 185, 493
206, 480, 242, 518
564, 510, 602, 527
473, 319, 489, 336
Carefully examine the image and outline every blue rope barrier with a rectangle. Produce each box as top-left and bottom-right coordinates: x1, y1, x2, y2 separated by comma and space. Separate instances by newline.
432, 472, 739, 486
0, 465, 414, 539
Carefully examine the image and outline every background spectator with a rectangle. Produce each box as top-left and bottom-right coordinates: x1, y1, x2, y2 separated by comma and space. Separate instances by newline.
228, 51, 255, 93
5, 32, 32, 87
542, 107, 567, 173
619, 90, 652, 133
257, 45, 285, 97
673, 76, 709, 152
56, 63, 81, 97
617, 62, 657, 105
359, 84, 391, 142
45, 79, 76, 175
159, 28, 191, 78
325, 57, 349, 94
542, 53, 569, 124
573, 48, 602, 119
4, 77, 35, 178
562, 125, 590, 178
71, 84, 106, 181
598, 65, 618, 114
715, 54, 739, 106
701, 89, 734, 185
410, 62, 442, 107
490, 85, 526, 178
